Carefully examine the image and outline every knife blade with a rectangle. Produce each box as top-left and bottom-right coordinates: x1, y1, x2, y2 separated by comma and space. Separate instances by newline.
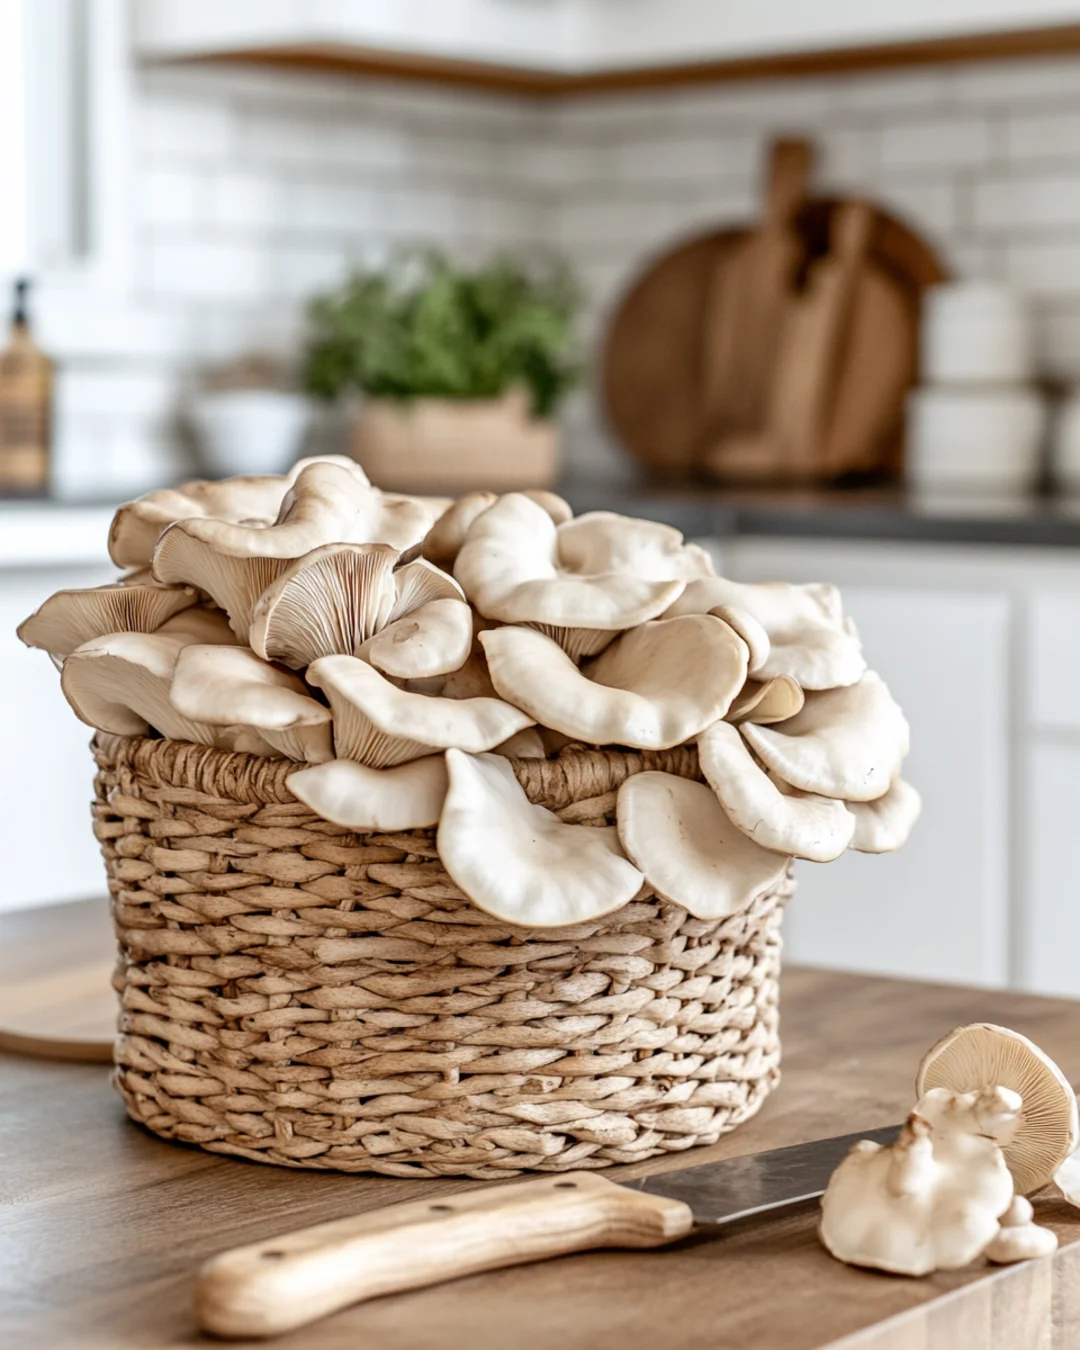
195, 1123, 901, 1340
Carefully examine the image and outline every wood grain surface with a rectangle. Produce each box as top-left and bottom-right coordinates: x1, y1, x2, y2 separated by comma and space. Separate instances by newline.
5, 899, 1080, 1349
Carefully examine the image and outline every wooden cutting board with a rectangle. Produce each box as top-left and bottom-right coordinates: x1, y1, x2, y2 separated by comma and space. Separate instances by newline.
603, 197, 945, 479
0, 897, 115, 1061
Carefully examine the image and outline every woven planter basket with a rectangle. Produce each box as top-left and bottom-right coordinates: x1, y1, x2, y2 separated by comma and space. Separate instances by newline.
92, 732, 792, 1179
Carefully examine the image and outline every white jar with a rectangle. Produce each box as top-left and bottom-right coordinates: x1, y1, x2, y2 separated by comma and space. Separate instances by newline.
921, 283, 1033, 385
189, 390, 311, 478
907, 386, 1046, 492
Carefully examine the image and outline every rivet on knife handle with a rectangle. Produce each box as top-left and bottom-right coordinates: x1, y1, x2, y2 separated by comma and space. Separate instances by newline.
194, 1172, 694, 1339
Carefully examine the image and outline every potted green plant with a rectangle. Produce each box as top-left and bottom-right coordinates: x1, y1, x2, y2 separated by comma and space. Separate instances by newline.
303, 252, 582, 493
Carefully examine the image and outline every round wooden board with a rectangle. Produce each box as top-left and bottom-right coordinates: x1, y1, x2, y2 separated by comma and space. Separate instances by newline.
602, 198, 948, 474
0, 959, 115, 1062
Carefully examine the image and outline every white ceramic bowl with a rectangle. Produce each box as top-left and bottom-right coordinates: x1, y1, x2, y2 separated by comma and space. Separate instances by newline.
906, 386, 1047, 492
921, 283, 1033, 385
189, 390, 311, 478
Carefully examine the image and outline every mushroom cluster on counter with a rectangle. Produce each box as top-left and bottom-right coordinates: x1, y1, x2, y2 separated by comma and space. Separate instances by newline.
18, 454, 920, 929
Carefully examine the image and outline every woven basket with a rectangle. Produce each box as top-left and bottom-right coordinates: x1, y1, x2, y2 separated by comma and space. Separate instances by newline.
92, 733, 792, 1179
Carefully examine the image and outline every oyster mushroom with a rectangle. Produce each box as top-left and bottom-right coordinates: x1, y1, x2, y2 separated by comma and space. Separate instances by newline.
916, 1023, 1078, 1195
169, 645, 333, 763
437, 749, 643, 926
726, 675, 804, 726
665, 578, 865, 690
846, 778, 923, 853
357, 597, 473, 681
741, 672, 910, 802
287, 755, 448, 830
616, 770, 789, 919
454, 494, 685, 660
154, 462, 431, 640
60, 631, 265, 750
249, 542, 465, 670
984, 1195, 1058, 1264
17, 580, 197, 660
421, 489, 572, 570
697, 721, 855, 863
307, 654, 533, 768
555, 511, 715, 581
479, 615, 748, 751
819, 1086, 1020, 1276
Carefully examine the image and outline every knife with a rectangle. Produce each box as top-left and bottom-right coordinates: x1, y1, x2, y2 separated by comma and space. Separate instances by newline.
195, 1124, 899, 1339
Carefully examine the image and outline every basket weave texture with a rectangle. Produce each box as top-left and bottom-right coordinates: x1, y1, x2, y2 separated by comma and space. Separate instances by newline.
93, 733, 791, 1178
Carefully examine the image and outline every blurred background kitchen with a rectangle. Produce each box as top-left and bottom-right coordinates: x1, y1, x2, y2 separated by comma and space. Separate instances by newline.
4, 0, 1080, 999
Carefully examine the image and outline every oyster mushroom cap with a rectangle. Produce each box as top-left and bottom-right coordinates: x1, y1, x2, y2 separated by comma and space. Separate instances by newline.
616, 770, 789, 920
726, 675, 804, 726
60, 631, 243, 748
437, 749, 644, 926
492, 727, 546, 759
741, 671, 910, 802
984, 1194, 1058, 1264
308, 653, 533, 768
555, 511, 716, 581
665, 577, 866, 690
819, 1090, 1019, 1276
453, 493, 685, 641
421, 492, 498, 568
480, 615, 747, 751
846, 778, 922, 853
17, 581, 197, 660
248, 543, 464, 669
287, 755, 448, 830
710, 605, 770, 677
169, 645, 333, 763
358, 597, 473, 681
916, 1023, 1079, 1195
155, 606, 241, 646
697, 720, 855, 863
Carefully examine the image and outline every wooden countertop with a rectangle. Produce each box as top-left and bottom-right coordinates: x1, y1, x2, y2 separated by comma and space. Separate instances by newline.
5, 899, 1080, 1349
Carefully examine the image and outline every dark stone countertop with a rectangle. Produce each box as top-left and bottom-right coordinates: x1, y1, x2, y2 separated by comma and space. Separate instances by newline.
558, 477, 1080, 549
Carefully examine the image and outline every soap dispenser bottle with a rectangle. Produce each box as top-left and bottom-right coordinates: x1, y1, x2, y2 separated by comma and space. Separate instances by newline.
0, 277, 52, 496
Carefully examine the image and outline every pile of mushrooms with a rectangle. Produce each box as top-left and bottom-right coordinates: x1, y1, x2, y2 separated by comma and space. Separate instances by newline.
19, 455, 920, 929
820, 1023, 1080, 1275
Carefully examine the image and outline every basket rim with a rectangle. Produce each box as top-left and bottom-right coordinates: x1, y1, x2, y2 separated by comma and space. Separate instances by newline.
92, 732, 702, 812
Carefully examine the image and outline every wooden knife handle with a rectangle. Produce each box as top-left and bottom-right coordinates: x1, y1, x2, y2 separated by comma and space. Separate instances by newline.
195, 1171, 694, 1339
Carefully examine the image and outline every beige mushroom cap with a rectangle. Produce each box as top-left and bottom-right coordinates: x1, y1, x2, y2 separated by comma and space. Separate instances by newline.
726, 675, 805, 726
287, 755, 448, 830
358, 597, 473, 681
616, 771, 789, 919
438, 749, 644, 926
741, 671, 910, 802
916, 1023, 1079, 1195
555, 511, 716, 581
155, 607, 240, 646
480, 615, 748, 751
846, 778, 922, 853
665, 577, 866, 690
984, 1195, 1058, 1264
698, 721, 855, 863
308, 653, 533, 768
421, 492, 498, 568
819, 1090, 1018, 1276
17, 581, 197, 660
60, 631, 239, 747
169, 645, 333, 763
454, 493, 684, 637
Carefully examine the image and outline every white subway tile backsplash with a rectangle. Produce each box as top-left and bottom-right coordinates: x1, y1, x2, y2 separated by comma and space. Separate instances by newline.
974, 172, 1080, 233
952, 58, 1080, 108
832, 69, 953, 114
143, 239, 269, 302
880, 115, 992, 172
139, 167, 206, 229
1005, 108, 1080, 165
1003, 238, 1080, 300
138, 96, 235, 161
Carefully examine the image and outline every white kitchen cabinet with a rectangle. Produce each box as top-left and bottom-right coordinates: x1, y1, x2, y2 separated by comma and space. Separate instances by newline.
132, 0, 1080, 77
1023, 743, 1080, 998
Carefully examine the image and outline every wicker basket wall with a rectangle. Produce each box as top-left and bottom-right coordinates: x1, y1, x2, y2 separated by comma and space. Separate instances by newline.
92, 732, 792, 1179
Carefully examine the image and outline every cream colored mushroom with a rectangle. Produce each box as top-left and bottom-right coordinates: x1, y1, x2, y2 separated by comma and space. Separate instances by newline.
555, 511, 715, 581
726, 675, 804, 726
437, 749, 643, 926
984, 1195, 1058, 1264
1054, 1151, 1080, 1208
155, 606, 240, 646
421, 492, 497, 568
248, 542, 464, 669
153, 462, 430, 640
492, 727, 546, 759
819, 1087, 1020, 1276
17, 580, 197, 660
916, 1023, 1079, 1195
616, 771, 789, 919
741, 672, 910, 802
454, 494, 685, 659
665, 577, 865, 690
60, 631, 259, 749
846, 778, 923, 853
357, 597, 473, 681
308, 653, 533, 768
287, 755, 448, 830
697, 721, 855, 863
169, 645, 333, 763
480, 615, 748, 751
